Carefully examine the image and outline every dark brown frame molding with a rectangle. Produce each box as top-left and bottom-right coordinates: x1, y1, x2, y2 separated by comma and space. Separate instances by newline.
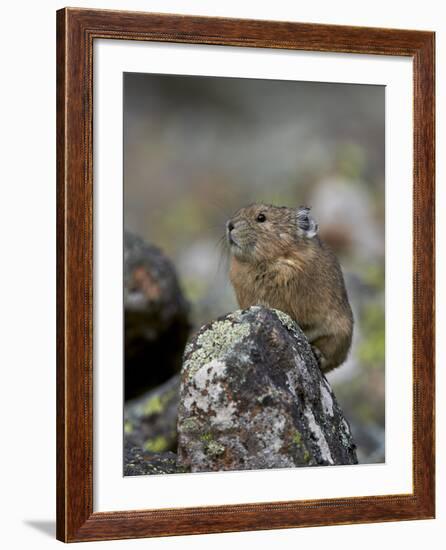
56, 7, 435, 542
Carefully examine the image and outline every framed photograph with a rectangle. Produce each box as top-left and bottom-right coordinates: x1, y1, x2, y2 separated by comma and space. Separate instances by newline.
56, 7, 435, 542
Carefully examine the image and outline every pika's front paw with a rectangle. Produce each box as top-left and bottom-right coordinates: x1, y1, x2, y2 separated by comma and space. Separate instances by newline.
311, 345, 327, 370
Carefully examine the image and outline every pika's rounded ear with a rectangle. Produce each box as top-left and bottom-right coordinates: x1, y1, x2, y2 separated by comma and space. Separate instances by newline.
296, 206, 318, 238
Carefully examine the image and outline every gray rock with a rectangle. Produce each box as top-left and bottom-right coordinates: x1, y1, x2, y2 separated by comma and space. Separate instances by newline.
177, 307, 357, 472
124, 443, 186, 476
124, 375, 180, 453
124, 231, 191, 399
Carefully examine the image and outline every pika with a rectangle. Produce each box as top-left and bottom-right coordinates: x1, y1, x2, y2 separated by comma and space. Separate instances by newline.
226, 203, 353, 372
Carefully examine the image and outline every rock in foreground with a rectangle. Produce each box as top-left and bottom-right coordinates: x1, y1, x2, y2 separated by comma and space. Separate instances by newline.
124, 443, 187, 476
177, 307, 357, 472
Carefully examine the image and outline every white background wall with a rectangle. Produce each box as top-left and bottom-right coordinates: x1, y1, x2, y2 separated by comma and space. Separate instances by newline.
0, 0, 443, 548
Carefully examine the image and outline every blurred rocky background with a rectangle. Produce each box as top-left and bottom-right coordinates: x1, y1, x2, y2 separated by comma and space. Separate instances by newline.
123, 73, 385, 467
124, 232, 190, 400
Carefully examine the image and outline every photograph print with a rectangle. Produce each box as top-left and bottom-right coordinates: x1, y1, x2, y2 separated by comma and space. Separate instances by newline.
122, 73, 385, 476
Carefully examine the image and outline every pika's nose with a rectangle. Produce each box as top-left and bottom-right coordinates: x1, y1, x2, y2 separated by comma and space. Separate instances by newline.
227, 220, 234, 232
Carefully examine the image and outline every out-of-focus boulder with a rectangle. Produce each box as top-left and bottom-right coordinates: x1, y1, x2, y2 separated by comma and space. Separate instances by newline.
124, 442, 187, 476
124, 375, 180, 453
124, 231, 191, 399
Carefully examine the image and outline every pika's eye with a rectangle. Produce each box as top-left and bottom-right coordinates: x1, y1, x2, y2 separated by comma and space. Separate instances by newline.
256, 213, 266, 223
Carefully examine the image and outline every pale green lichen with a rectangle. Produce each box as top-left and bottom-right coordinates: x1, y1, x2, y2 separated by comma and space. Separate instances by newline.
204, 440, 225, 458
143, 394, 163, 416
124, 420, 133, 434
292, 431, 302, 445
184, 319, 250, 378
227, 307, 260, 323
144, 436, 169, 453
272, 308, 300, 334
142, 385, 178, 417
181, 417, 200, 432
292, 431, 311, 462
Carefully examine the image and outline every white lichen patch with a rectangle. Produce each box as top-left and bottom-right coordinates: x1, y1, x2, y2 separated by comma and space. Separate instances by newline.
182, 359, 237, 430
247, 408, 296, 468
304, 405, 334, 464
213, 400, 237, 429
182, 388, 209, 413
320, 382, 334, 416
254, 409, 286, 452
193, 359, 226, 390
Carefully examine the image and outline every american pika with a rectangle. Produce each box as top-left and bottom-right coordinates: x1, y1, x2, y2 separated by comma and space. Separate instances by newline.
226, 203, 353, 372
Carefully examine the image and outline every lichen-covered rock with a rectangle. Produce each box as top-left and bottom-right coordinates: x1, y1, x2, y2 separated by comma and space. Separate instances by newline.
124, 231, 191, 399
124, 443, 186, 476
177, 306, 357, 472
124, 375, 180, 453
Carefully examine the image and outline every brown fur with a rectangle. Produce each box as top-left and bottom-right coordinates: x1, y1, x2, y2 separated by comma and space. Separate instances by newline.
227, 203, 353, 372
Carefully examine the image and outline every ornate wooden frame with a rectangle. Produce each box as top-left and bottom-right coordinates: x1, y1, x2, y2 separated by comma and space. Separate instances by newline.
56, 7, 435, 542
